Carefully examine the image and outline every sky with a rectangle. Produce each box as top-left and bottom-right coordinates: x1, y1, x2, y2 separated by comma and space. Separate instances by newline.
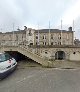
0, 0, 80, 39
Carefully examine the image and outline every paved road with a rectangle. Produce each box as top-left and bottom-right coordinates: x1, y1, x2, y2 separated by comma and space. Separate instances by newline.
0, 67, 80, 92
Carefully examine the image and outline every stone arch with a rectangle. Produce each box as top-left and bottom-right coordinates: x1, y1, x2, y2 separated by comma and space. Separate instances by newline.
55, 51, 66, 60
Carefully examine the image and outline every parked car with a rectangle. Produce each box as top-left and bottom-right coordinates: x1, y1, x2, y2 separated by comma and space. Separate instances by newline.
0, 52, 17, 79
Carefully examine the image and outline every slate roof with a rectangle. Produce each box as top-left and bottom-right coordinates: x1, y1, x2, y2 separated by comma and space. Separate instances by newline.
35, 29, 73, 33
4, 30, 26, 34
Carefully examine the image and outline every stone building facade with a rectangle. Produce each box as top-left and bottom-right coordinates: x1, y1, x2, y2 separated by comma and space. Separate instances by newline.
25, 26, 80, 61
0, 26, 74, 46
26, 27, 74, 46
0, 26, 80, 62
0, 29, 26, 46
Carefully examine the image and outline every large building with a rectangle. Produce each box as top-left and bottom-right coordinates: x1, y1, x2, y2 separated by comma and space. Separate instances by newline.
0, 26, 74, 46
0, 26, 80, 62
26, 27, 74, 46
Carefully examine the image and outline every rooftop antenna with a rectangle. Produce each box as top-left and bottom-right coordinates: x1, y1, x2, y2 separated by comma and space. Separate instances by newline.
49, 21, 51, 45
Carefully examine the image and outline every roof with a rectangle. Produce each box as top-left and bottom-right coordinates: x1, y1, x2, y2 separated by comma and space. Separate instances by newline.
35, 29, 73, 33
4, 30, 26, 34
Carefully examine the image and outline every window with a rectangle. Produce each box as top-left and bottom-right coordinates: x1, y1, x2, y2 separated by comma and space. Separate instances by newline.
0, 53, 12, 62
22, 35, 23, 41
51, 34, 53, 39
30, 43, 33, 45
60, 37, 61, 39
43, 35, 46, 39
36, 42, 38, 45
55, 42, 57, 45
36, 36, 38, 39
28, 30, 32, 36
60, 42, 61, 45
43, 36, 44, 39
45, 52, 48, 54
51, 36, 53, 39
58, 42, 61, 45
43, 42, 46, 45
58, 34, 61, 39
43, 42, 44, 45
45, 42, 46, 45
51, 42, 53, 45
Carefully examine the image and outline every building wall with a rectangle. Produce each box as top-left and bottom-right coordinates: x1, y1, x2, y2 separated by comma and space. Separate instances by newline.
34, 31, 73, 46
0, 27, 74, 46
26, 28, 35, 45
0, 31, 26, 45
62, 32, 73, 45
69, 52, 80, 61
32, 47, 80, 61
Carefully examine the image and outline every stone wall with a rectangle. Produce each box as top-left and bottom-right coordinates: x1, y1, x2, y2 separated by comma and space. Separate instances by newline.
31, 46, 80, 61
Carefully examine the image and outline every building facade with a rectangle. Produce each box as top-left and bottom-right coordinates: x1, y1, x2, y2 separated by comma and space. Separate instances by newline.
1, 26, 80, 62
26, 27, 74, 46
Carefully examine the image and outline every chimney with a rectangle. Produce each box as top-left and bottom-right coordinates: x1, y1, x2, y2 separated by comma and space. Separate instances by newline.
68, 27, 72, 31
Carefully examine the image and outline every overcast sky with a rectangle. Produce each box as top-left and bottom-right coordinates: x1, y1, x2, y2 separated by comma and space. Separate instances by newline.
0, 0, 80, 39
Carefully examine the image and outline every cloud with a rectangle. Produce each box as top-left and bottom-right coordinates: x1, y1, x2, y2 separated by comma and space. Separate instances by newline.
62, 0, 80, 25
0, 0, 80, 39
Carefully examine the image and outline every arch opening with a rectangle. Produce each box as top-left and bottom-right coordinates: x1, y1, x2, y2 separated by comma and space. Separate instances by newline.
55, 51, 65, 60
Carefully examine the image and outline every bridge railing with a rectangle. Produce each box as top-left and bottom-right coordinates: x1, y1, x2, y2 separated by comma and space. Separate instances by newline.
0, 41, 49, 58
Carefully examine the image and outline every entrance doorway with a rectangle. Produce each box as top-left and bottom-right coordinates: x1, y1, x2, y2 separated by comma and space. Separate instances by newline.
55, 51, 65, 60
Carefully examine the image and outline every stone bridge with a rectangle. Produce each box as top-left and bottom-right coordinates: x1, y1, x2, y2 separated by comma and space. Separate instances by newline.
0, 42, 80, 68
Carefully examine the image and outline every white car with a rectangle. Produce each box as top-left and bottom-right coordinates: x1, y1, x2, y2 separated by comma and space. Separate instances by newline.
0, 53, 17, 79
